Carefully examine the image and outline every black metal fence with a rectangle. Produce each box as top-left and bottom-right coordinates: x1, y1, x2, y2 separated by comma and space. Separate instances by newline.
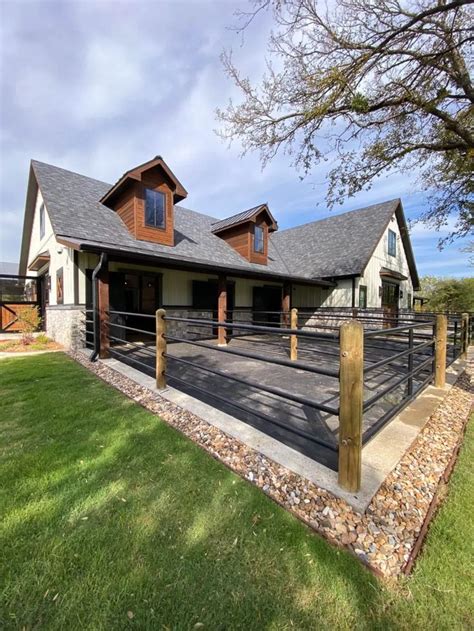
80, 306, 470, 491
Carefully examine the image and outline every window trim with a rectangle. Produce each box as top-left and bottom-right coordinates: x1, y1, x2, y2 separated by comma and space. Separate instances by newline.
388, 229, 397, 257
144, 188, 166, 230
359, 285, 367, 309
254, 224, 264, 254
39, 203, 45, 240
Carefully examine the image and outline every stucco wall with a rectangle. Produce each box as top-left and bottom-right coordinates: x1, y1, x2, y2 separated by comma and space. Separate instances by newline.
359, 215, 413, 308
27, 189, 76, 305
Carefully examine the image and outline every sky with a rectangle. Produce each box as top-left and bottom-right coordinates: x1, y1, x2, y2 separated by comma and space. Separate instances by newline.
0, 0, 471, 279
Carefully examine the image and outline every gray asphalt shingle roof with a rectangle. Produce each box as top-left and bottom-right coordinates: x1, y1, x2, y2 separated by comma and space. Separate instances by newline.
272, 200, 400, 278
0, 261, 19, 275
29, 160, 405, 282
31, 161, 291, 278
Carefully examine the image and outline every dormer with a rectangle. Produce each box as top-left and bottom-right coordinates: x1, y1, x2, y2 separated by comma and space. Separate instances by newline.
100, 156, 187, 246
211, 204, 278, 265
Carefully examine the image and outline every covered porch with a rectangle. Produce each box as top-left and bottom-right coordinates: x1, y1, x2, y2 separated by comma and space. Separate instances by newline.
77, 248, 334, 352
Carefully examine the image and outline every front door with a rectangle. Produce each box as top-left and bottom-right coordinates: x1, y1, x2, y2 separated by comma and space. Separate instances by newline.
192, 280, 235, 336
381, 281, 399, 327
109, 271, 162, 338
253, 285, 282, 326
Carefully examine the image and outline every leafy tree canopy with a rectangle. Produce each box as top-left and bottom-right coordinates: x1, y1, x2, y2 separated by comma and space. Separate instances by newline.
417, 275, 474, 311
218, 0, 474, 245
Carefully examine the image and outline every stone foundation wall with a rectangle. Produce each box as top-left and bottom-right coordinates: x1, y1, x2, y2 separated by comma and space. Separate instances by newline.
46, 305, 85, 350
165, 309, 214, 340
298, 308, 417, 332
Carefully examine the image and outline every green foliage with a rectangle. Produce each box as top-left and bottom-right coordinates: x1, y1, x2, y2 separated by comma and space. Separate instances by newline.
417, 276, 474, 312
16, 305, 41, 345
1, 354, 473, 629
350, 93, 369, 114
34, 333, 50, 344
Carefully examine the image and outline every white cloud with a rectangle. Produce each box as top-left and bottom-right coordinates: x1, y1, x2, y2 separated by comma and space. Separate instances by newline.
0, 0, 471, 282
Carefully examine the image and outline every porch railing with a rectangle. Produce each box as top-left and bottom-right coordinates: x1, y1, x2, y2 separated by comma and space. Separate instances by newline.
81, 307, 470, 494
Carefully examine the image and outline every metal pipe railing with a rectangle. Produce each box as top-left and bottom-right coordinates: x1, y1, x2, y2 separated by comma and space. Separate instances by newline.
164, 334, 340, 378
165, 352, 339, 415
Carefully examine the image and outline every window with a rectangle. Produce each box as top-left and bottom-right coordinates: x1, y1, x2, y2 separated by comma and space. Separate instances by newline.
145, 189, 165, 229
407, 292, 412, 309
359, 285, 367, 309
39, 203, 45, 239
388, 229, 397, 257
254, 225, 264, 253
56, 268, 64, 305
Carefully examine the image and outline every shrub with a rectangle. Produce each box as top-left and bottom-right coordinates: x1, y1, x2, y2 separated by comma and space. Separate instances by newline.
17, 306, 41, 345
35, 333, 50, 345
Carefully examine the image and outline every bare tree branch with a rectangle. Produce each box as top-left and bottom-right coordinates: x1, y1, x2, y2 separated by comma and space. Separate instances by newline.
217, 0, 474, 243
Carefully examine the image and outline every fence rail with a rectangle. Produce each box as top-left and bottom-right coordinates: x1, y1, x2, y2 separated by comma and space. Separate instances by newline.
80, 305, 470, 493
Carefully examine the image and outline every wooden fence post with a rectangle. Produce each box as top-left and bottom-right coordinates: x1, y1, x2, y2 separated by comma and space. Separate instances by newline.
338, 320, 364, 493
98, 269, 109, 359
217, 274, 227, 346
156, 308, 167, 389
461, 313, 469, 357
434, 314, 447, 388
290, 307, 298, 361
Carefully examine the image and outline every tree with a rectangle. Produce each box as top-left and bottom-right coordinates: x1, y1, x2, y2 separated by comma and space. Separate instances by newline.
416, 275, 474, 311
217, 0, 474, 244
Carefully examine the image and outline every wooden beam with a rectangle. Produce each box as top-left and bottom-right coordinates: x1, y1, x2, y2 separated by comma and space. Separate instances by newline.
282, 281, 291, 327
338, 320, 364, 492
461, 312, 469, 357
218, 274, 227, 346
434, 314, 447, 387
98, 268, 109, 359
156, 308, 167, 389
290, 308, 298, 361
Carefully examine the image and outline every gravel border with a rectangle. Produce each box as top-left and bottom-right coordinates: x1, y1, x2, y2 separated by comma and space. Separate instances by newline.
69, 350, 473, 578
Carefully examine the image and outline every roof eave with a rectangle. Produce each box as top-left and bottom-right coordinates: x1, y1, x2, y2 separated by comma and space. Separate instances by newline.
60, 237, 334, 287
19, 162, 39, 276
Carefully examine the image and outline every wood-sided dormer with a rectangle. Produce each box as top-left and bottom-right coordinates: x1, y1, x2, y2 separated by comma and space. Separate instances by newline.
211, 204, 278, 265
100, 156, 187, 246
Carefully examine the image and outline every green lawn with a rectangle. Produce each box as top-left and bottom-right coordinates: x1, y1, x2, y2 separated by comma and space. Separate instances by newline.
1, 354, 472, 630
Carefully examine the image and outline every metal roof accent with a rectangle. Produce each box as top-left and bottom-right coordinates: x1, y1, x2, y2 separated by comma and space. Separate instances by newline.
28, 251, 50, 271
211, 204, 278, 234
380, 267, 409, 281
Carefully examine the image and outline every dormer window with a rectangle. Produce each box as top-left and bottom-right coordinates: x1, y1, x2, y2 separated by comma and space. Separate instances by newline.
211, 204, 277, 265
100, 156, 187, 246
145, 189, 166, 229
254, 225, 264, 253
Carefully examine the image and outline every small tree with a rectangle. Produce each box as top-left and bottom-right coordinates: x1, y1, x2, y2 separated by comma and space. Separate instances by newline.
17, 305, 41, 345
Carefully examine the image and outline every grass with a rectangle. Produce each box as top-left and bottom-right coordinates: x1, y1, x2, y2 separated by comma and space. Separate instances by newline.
1, 353, 472, 630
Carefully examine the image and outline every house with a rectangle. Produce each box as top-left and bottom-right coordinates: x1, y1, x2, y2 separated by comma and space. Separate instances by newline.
0, 261, 19, 276
18, 156, 419, 347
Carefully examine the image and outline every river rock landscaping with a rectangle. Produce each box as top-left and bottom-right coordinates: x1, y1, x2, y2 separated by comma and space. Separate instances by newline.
70, 349, 473, 578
